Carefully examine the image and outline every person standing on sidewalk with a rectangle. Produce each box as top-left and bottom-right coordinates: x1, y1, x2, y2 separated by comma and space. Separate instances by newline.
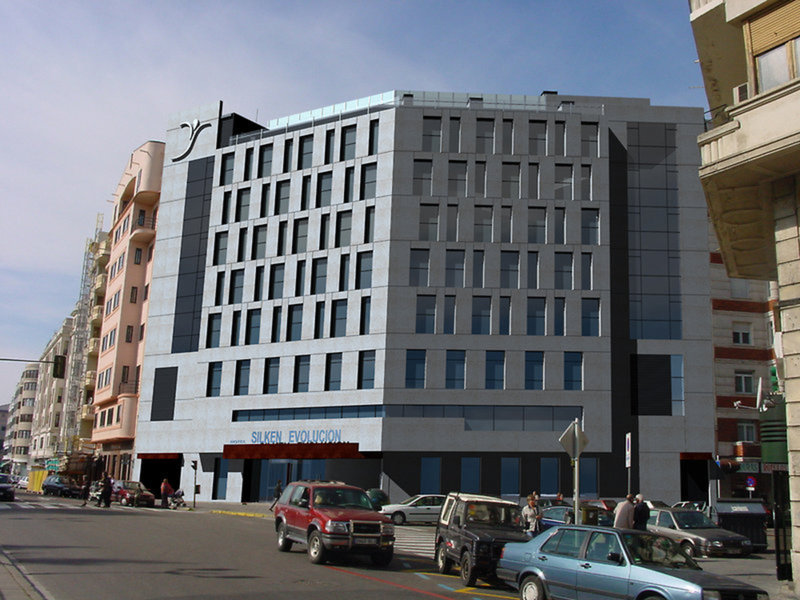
632, 493, 650, 530
80, 476, 89, 506
160, 479, 173, 509
613, 494, 635, 529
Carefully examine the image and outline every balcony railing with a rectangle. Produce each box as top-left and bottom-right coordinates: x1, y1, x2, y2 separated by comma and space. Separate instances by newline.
117, 381, 139, 395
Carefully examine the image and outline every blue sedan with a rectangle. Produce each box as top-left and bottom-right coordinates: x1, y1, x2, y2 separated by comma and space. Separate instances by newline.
496, 524, 768, 600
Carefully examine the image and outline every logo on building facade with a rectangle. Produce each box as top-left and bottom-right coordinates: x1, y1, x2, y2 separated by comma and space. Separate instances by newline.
171, 118, 211, 162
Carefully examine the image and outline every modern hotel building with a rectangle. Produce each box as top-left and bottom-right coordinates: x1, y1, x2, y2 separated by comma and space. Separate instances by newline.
134, 91, 713, 503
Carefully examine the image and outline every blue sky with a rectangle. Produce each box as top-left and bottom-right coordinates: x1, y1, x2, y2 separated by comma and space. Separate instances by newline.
0, 0, 707, 403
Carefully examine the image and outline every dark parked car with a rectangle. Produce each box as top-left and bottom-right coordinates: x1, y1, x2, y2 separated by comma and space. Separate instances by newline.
112, 481, 156, 507
539, 504, 614, 531
273, 480, 395, 566
42, 475, 81, 497
0, 474, 15, 501
434, 492, 529, 587
497, 525, 769, 600
366, 487, 390, 510
584, 498, 618, 511
710, 498, 771, 549
647, 507, 753, 557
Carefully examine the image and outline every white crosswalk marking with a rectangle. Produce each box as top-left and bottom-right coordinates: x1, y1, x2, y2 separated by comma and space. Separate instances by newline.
0, 500, 163, 512
393, 525, 435, 559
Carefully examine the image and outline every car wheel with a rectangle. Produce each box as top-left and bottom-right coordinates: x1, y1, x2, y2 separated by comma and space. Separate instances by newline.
680, 541, 695, 557
307, 530, 327, 564
276, 522, 293, 552
435, 542, 453, 574
371, 548, 393, 567
519, 575, 545, 600
391, 512, 406, 526
460, 551, 477, 587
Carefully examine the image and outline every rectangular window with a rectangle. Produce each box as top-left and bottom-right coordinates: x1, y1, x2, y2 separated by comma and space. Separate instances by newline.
554, 297, 565, 336
275, 180, 290, 214
485, 351, 505, 389
554, 253, 573, 290
324, 130, 335, 165
263, 358, 279, 394
475, 161, 486, 197
476, 118, 494, 153
229, 269, 244, 303
409, 249, 429, 286
260, 184, 269, 218
292, 219, 308, 254
499, 296, 511, 335
331, 299, 347, 337
299, 135, 313, 170
554, 121, 565, 156
207, 362, 222, 397
295, 260, 307, 298
125, 325, 133, 343
501, 162, 520, 198
732, 323, 751, 345
564, 352, 583, 390
474, 206, 493, 242
230, 310, 241, 346
287, 305, 303, 341
130, 286, 138, 303
529, 120, 546, 155
339, 254, 350, 290
213, 232, 228, 266
360, 296, 371, 334
500, 206, 512, 242
527, 251, 539, 288
317, 172, 332, 207
134, 247, 142, 264
258, 145, 273, 178
422, 117, 441, 152
344, 166, 355, 203
500, 457, 520, 496
416, 295, 436, 334
445, 204, 459, 242
300, 175, 311, 210
579, 458, 598, 497
448, 161, 467, 197
446, 350, 466, 389
528, 163, 539, 199
500, 251, 519, 288
525, 351, 544, 390
221, 191, 230, 224
358, 350, 375, 389
461, 457, 480, 493
271, 306, 282, 343
314, 301, 325, 339
472, 250, 484, 288
246, 309, 261, 345
472, 296, 491, 334
405, 350, 426, 388
293, 355, 310, 392
356, 251, 372, 289
361, 163, 377, 200
419, 204, 439, 241
364, 206, 375, 243
420, 457, 441, 495
325, 353, 343, 391
340, 125, 356, 161
581, 123, 598, 157
220, 152, 234, 185
368, 119, 379, 155
282, 139, 293, 173
502, 119, 514, 154
206, 313, 221, 348
527, 297, 545, 335
738, 421, 757, 443
311, 258, 327, 294
528, 207, 546, 243
252, 225, 267, 259
443, 295, 455, 334
235, 188, 250, 221
555, 164, 573, 200
580, 165, 592, 201
237, 228, 247, 262
581, 253, 592, 290
735, 371, 754, 394
335, 211, 352, 247
243, 148, 253, 180
582, 299, 600, 336
581, 209, 599, 244
254, 266, 264, 301
234, 359, 250, 396
554, 208, 565, 244
269, 264, 285, 299
413, 160, 433, 196
445, 250, 465, 287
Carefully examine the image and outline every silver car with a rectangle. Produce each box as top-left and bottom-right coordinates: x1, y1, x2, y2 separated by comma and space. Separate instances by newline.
380, 494, 445, 525
647, 508, 752, 557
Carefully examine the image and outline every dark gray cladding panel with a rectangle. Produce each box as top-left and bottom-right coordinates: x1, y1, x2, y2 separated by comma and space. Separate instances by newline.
171, 156, 215, 353
151, 367, 178, 421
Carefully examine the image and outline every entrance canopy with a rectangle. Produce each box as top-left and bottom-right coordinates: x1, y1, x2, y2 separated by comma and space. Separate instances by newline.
223, 442, 363, 460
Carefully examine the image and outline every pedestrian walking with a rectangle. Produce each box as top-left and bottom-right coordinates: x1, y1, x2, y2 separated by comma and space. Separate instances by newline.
521, 493, 541, 536
80, 476, 89, 506
99, 472, 113, 508
613, 493, 635, 529
160, 478, 174, 509
632, 493, 650, 530
269, 480, 283, 510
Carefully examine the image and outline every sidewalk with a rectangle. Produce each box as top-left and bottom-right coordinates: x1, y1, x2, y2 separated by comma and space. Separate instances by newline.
188, 499, 277, 520
0, 545, 50, 600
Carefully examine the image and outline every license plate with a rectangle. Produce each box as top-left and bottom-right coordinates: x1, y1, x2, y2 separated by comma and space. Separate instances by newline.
728, 548, 741, 554
354, 537, 378, 545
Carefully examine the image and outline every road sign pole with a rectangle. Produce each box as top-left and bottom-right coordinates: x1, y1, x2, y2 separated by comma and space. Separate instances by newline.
559, 418, 588, 525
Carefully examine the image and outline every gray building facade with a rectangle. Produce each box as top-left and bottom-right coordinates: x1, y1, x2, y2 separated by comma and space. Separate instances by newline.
135, 91, 713, 504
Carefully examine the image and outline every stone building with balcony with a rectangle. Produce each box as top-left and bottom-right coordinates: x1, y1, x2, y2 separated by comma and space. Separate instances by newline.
3, 365, 38, 476
91, 141, 163, 480
690, 0, 800, 578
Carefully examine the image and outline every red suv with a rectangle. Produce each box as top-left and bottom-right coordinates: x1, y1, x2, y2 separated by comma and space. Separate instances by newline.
273, 480, 395, 566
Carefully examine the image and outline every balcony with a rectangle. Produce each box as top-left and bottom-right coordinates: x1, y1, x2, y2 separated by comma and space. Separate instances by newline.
130, 216, 157, 243
93, 238, 110, 267
84, 370, 97, 389
87, 337, 99, 356
117, 381, 139, 395
80, 404, 94, 421
90, 305, 103, 325
92, 274, 107, 295
734, 440, 761, 460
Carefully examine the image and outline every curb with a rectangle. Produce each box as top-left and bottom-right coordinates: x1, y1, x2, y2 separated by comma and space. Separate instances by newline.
0, 546, 53, 600
209, 510, 271, 519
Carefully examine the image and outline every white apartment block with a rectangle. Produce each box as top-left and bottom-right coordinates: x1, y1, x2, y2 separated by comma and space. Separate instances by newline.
134, 91, 714, 504
4, 365, 38, 476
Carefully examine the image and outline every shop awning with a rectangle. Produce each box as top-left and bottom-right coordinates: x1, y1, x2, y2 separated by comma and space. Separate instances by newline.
137, 453, 182, 460
223, 442, 364, 460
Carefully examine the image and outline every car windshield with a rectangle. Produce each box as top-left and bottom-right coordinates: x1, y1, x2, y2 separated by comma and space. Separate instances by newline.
313, 487, 374, 510
0, 475, 10, 484
400, 495, 421, 506
623, 533, 700, 569
466, 503, 523, 528
672, 511, 717, 529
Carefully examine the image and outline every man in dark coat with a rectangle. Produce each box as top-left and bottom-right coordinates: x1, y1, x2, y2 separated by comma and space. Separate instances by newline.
632, 493, 650, 530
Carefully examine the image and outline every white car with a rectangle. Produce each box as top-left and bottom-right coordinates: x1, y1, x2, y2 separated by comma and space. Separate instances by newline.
16, 476, 28, 490
380, 494, 446, 525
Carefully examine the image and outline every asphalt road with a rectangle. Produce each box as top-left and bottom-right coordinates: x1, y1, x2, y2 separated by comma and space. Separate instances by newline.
0, 493, 792, 600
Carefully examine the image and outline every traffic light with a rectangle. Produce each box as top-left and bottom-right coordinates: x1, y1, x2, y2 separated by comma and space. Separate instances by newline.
52, 355, 66, 379
191, 460, 198, 470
